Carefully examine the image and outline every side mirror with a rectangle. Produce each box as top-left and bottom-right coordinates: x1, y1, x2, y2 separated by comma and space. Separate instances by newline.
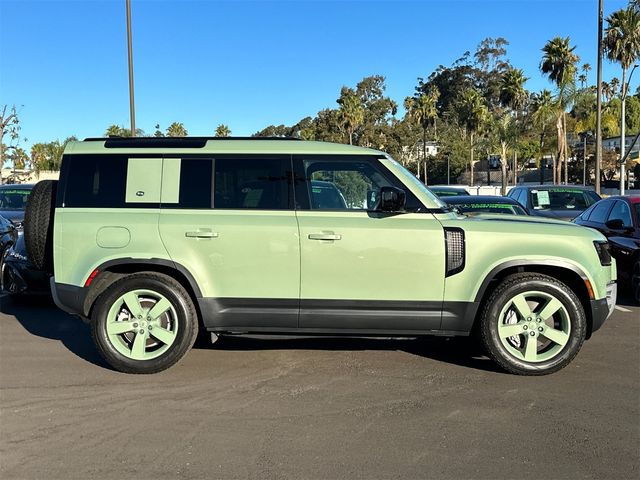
378, 186, 406, 212
605, 219, 624, 230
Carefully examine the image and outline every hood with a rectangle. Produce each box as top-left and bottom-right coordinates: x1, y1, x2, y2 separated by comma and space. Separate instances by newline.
449, 212, 575, 227
0, 210, 25, 225
530, 209, 583, 221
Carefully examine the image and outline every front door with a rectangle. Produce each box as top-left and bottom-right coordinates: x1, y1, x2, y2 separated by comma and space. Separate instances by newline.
158, 155, 300, 329
294, 155, 445, 332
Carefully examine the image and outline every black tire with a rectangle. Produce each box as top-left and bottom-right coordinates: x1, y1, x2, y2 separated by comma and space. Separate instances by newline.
479, 273, 587, 376
24, 180, 58, 272
91, 272, 198, 374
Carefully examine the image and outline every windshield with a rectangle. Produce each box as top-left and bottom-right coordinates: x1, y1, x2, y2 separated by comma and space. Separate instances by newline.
0, 188, 31, 211
453, 202, 527, 215
384, 157, 448, 209
530, 188, 598, 211
432, 188, 469, 197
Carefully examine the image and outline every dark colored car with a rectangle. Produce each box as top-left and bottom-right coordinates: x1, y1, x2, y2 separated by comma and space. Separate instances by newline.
2, 234, 50, 296
574, 195, 640, 303
0, 184, 34, 231
444, 195, 529, 215
507, 185, 600, 221
310, 180, 348, 209
430, 186, 471, 198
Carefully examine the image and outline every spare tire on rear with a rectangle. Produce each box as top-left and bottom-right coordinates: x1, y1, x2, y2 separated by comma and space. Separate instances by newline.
24, 180, 58, 272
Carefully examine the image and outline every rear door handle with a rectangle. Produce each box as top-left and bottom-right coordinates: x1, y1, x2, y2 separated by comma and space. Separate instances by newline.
185, 230, 219, 239
308, 233, 341, 241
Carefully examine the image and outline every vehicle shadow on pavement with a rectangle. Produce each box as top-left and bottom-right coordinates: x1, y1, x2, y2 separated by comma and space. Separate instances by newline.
199, 335, 503, 373
0, 295, 112, 370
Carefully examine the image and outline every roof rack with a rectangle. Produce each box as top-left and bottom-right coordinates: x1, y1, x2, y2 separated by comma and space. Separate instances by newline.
82, 136, 302, 149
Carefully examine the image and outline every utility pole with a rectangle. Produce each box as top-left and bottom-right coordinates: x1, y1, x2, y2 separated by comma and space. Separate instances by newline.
595, 0, 603, 195
126, 0, 136, 137
620, 64, 638, 195
583, 134, 587, 186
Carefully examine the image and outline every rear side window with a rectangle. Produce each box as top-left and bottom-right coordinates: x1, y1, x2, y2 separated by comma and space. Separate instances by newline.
177, 158, 213, 208
63, 155, 128, 208
607, 200, 633, 228
214, 157, 292, 209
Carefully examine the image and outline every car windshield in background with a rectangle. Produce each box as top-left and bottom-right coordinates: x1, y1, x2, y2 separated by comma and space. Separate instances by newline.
455, 202, 527, 215
431, 189, 469, 197
0, 189, 31, 211
530, 188, 597, 211
635, 204, 640, 226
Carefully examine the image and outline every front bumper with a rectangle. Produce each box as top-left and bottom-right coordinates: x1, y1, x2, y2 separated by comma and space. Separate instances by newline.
590, 281, 617, 336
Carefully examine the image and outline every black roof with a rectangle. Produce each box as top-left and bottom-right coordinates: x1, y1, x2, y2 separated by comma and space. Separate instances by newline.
83, 136, 301, 149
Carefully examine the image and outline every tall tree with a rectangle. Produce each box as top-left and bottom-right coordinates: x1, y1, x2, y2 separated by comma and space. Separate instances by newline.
499, 68, 528, 188
215, 124, 231, 137
166, 122, 188, 137
604, 5, 640, 191
404, 86, 439, 183
337, 87, 365, 145
455, 88, 489, 186
540, 36, 579, 184
0, 105, 20, 182
531, 90, 556, 183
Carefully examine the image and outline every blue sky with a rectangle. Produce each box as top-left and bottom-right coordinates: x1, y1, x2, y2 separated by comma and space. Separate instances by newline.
0, 0, 635, 148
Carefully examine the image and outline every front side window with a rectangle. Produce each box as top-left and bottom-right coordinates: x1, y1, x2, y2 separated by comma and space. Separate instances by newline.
607, 200, 633, 227
299, 158, 395, 211
214, 157, 292, 210
589, 200, 613, 224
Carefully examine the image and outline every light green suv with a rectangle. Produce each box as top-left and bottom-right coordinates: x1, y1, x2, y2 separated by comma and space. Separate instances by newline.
24, 137, 617, 375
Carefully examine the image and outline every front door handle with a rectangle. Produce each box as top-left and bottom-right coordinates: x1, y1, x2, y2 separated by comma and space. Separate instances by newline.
185, 230, 219, 239
308, 233, 342, 241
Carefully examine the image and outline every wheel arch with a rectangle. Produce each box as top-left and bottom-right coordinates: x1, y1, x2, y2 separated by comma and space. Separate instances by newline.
471, 260, 595, 339
82, 258, 202, 320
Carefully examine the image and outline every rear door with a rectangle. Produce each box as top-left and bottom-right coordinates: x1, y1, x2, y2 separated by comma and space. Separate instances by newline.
293, 155, 446, 332
158, 155, 300, 329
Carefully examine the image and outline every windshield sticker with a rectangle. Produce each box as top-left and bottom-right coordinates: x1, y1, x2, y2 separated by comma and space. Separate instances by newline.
535, 190, 550, 206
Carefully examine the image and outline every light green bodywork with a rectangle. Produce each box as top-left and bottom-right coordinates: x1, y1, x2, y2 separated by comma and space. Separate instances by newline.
54, 139, 614, 308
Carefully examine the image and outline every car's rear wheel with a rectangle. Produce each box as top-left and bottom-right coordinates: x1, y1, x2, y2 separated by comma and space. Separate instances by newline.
91, 273, 198, 374
480, 273, 586, 375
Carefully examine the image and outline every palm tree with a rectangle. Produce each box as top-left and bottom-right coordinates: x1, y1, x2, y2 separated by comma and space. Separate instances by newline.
604, 5, 640, 192
601, 81, 614, 102
337, 88, 364, 145
578, 74, 588, 89
610, 76, 620, 97
404, 86, 439, 183
456, 88, 489, 186
499, 68, 528, 186
531, 90, 556, 183
215, 124, 231, 137
540, 36, 579, 184
166, 122, 188, 137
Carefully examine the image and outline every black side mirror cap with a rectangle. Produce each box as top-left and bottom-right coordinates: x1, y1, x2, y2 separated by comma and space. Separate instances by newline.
378, 186, 406, 212
605, 219, 625, 230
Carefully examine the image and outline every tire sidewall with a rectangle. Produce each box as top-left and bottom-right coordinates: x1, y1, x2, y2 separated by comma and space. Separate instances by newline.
92, 276, 196, 373
483, 277, 586, 375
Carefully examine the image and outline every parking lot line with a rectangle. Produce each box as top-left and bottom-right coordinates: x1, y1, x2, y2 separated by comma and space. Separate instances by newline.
614, 305, 632, 313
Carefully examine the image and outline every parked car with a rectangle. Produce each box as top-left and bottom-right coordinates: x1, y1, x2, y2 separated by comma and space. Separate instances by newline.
25, 137, 616, 375
507, 185, 600, 221
429, 185, 471, 197
0, 184, 34, 231
443, 195, 528, 216
2, 234, 50, 297
574, 195, 640, 303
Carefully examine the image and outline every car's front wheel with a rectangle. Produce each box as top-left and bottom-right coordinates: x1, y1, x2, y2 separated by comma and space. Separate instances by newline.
480, 273, 586, 375
91, 273, 198, 374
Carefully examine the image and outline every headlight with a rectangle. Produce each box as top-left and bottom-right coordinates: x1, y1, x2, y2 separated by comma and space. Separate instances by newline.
593, 241, 611, 266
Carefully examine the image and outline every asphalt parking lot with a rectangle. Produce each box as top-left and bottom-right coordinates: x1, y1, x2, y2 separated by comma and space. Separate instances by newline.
0, 295, 638, 480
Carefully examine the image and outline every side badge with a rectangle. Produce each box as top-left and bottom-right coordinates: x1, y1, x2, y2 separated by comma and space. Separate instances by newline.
136, 191, 145, 197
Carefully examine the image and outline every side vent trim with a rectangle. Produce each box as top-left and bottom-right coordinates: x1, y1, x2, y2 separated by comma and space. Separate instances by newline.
444, 227, 465, 277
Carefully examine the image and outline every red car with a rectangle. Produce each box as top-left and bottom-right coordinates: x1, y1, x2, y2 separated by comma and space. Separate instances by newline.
574, 195, 640, 303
